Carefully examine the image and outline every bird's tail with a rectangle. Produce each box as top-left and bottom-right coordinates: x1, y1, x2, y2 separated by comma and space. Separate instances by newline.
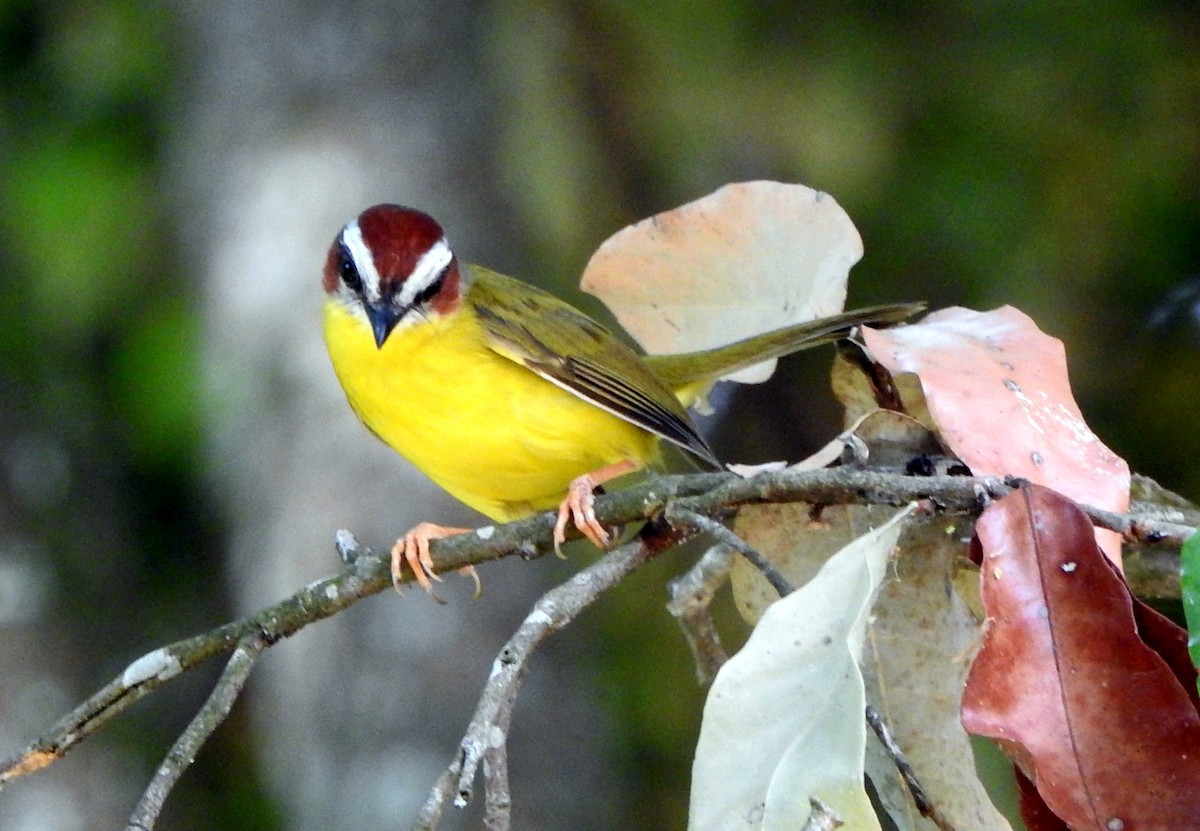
645, 301, 924, 405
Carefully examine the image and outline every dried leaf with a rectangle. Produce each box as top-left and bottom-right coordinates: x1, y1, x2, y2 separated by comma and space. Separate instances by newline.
727, 461, 789, 478
689, 507, 912, 831
1014, 768, 1070, 831
581, 181, 860, 383
730, 503, 902, 625
789, 437, 848, 471
860, 306, 1130, 562
862, 515, 1011, 831
730, 410, 940, 625
962, 484, 1200, 830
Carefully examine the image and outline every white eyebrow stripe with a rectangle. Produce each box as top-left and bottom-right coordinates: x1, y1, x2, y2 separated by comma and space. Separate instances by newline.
399, 237, 453, 307
340, 220, 383, 299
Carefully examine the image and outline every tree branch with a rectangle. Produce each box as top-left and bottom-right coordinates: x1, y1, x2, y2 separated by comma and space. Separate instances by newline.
666, 543, 734, 685
126, 634, 264, 830
865, 704, 959, 831
412, 532, 674, 831
1, 466, 1191, 827
664, 505, 795, 596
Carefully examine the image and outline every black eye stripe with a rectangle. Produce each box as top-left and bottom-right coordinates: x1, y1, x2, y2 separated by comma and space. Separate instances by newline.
409, 265, 447, 308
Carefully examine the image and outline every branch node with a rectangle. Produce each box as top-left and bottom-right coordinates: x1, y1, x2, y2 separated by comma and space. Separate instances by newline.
419, 539, 659, 828
335, 528, 362, 564
125, 635, 264, 830
664, 504, 795, 597
667, 543, 733, 685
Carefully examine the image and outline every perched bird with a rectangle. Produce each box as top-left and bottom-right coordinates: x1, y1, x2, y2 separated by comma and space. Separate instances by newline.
321, 204, 920, 598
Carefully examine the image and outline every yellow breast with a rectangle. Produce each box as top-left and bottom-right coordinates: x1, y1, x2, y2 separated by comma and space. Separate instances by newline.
322, 298, 659, 522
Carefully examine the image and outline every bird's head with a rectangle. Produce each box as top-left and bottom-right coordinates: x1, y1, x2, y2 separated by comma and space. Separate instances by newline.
323, 204, 465, 348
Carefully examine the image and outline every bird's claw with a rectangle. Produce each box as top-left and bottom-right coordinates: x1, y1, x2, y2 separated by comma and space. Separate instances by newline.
391, 522, 473, 604
460, 564, 482, 600
553, 474, 611, 557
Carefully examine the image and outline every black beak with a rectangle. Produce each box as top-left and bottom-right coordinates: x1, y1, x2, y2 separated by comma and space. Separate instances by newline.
366, 303, 402, 349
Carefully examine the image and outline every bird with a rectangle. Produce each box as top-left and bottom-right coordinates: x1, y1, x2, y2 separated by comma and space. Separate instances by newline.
321, 203, 921, 599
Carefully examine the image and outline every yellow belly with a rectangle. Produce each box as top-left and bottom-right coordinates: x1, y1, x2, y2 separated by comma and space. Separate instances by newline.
323, 300, 659, 522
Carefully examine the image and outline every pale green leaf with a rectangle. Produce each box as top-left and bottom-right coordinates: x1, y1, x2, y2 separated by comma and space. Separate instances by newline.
689, 506, 913, 831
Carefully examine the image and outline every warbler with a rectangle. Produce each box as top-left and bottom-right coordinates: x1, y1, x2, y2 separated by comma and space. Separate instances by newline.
321, 204, 919, 597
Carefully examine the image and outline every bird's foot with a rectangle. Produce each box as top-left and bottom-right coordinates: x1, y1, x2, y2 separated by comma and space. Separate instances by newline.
554, 475, 610, 556
391, 523, 476, 603
552, 459, 641, 556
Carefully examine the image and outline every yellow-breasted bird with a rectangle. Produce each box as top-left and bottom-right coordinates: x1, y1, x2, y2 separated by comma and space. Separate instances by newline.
321, 204, 920, 598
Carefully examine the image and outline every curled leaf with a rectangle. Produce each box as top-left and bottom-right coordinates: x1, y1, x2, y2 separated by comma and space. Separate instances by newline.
689, 507, 912, 831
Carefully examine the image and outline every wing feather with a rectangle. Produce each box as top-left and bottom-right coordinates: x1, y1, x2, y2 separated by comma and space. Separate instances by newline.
467, 266, 719, 467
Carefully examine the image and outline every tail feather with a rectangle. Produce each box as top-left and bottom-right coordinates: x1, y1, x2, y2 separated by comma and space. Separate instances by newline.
645, 302, 923, 392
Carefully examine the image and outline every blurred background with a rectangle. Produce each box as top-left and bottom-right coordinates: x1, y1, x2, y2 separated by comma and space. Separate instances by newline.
1, 2, 1197, 829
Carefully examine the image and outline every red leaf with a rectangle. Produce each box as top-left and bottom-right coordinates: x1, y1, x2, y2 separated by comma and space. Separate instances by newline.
861, 306, 1129, 562
1130, 600, 1200, 715
1016, 768, 1070, 831
962, 484, 1200, 830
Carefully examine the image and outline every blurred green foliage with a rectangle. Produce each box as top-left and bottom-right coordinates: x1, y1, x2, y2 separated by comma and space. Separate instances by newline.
0, 1, 190, 471
0, 2, 267, 829
2, 0, 1198, 828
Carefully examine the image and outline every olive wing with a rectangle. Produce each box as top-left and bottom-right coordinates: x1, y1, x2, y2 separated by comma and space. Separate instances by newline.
467, 266, 719, 468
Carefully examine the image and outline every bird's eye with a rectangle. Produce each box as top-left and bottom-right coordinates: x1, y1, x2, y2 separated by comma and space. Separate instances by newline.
338, 251, 363, 292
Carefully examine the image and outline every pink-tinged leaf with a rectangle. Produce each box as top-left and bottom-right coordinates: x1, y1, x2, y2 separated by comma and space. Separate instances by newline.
962, 484, 1200, 830
581, 181, 860, 383
861, 306, 1129, 562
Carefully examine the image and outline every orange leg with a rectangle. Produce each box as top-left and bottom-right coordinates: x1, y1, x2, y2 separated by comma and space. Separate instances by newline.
553, 458, 641, 555
391, 523, 481, 603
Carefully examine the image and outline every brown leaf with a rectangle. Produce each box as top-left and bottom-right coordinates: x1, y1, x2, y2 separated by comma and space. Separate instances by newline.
863, 515, 1012, 831
860, 306, 1129, 563
730, 503, 896, 624
1015, 768, 1070, 831
1131, 600, 1200, 714
962, 484, 1200, 830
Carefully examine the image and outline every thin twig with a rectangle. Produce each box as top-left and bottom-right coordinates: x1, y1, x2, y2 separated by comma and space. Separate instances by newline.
865, 704, 958, 831
664, 505, 795, 597
1076, 503, 1195, 549
412, 534, 668, 831
666, 544, 734, 685
481, 749, 511, 831
125, 634, 264, 830
0, 546, 389, 788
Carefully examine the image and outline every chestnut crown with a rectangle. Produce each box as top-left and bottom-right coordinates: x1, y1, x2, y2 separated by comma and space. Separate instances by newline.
324, 204, 463, 347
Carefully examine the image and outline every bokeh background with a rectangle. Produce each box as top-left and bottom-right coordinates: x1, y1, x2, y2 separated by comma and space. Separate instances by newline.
1, 2, 1197, 830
